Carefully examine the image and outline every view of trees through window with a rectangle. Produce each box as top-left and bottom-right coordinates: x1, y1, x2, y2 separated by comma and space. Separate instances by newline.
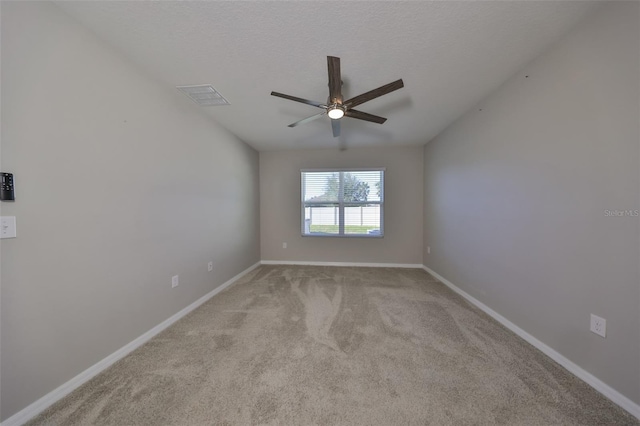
302, 170, 384, 236
314, 173, 371, 202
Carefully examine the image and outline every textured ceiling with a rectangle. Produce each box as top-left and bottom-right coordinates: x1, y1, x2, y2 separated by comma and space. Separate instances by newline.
54, 1, 601, 151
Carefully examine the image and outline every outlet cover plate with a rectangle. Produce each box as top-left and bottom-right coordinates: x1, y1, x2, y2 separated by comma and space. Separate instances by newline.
0, 216, 17, 239
590, 314, 606, 338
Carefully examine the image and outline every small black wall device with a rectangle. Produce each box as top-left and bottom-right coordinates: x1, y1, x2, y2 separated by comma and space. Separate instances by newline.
1, 173, 15, 201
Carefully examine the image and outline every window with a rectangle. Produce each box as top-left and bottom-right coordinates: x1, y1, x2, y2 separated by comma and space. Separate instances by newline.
301, 169, 384, 237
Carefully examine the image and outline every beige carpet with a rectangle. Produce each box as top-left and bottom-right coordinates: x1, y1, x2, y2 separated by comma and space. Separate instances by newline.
29, 265, 637, 425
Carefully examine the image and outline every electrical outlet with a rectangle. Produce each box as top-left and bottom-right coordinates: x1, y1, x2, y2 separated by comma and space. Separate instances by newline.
0, 216, 17, 239
590, 314, 606, 338
208, 261, 213, 272
427, 246, 431, 254
283, 242, 287, 249
172, 275, 179, 288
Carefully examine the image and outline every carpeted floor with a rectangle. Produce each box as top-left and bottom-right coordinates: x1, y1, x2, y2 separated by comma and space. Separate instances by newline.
29, 265, 637, 425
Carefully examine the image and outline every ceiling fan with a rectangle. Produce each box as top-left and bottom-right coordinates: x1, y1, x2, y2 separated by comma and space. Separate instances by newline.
271, 56, 404, 137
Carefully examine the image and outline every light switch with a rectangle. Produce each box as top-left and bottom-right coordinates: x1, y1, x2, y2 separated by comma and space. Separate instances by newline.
1, 216, 17, 239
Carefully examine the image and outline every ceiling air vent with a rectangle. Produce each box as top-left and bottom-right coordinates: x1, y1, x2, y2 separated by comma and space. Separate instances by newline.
176, 84, 230, 106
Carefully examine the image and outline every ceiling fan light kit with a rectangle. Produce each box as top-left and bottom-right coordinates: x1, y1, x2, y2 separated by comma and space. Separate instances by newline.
327, 105, 345, 120
271, 56, 404, 137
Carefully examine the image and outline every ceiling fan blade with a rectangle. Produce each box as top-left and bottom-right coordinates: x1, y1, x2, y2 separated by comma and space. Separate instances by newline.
271, 92, 326, 108
327, 56, 342, 104
331, 119, 341, 138
288, 112, 326, 128
344, 79, 404, 108
345, 109, 387, 124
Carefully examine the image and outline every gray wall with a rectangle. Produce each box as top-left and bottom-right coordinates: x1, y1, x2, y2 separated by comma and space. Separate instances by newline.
261, 146, 423, 264
0, 2, 260, 420
423, 2, 639, 404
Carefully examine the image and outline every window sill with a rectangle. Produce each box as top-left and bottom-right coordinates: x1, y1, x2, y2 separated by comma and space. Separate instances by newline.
302, 233, 384, 238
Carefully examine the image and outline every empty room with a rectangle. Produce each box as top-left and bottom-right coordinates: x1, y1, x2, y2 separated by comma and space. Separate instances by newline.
1, 1, 638, 425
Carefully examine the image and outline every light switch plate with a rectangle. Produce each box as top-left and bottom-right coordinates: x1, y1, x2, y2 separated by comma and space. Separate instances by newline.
1, 216, 17, 238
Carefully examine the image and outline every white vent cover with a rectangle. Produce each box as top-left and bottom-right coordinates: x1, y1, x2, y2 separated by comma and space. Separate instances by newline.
176, 84, 230, 106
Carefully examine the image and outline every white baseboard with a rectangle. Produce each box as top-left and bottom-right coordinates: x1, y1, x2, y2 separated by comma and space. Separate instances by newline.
261, 260, 423, 269
421, 265, 640, 420
0, 261, 261, 426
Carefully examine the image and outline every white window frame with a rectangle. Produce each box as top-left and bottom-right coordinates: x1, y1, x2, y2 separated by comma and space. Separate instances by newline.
301, 168, 385, 238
